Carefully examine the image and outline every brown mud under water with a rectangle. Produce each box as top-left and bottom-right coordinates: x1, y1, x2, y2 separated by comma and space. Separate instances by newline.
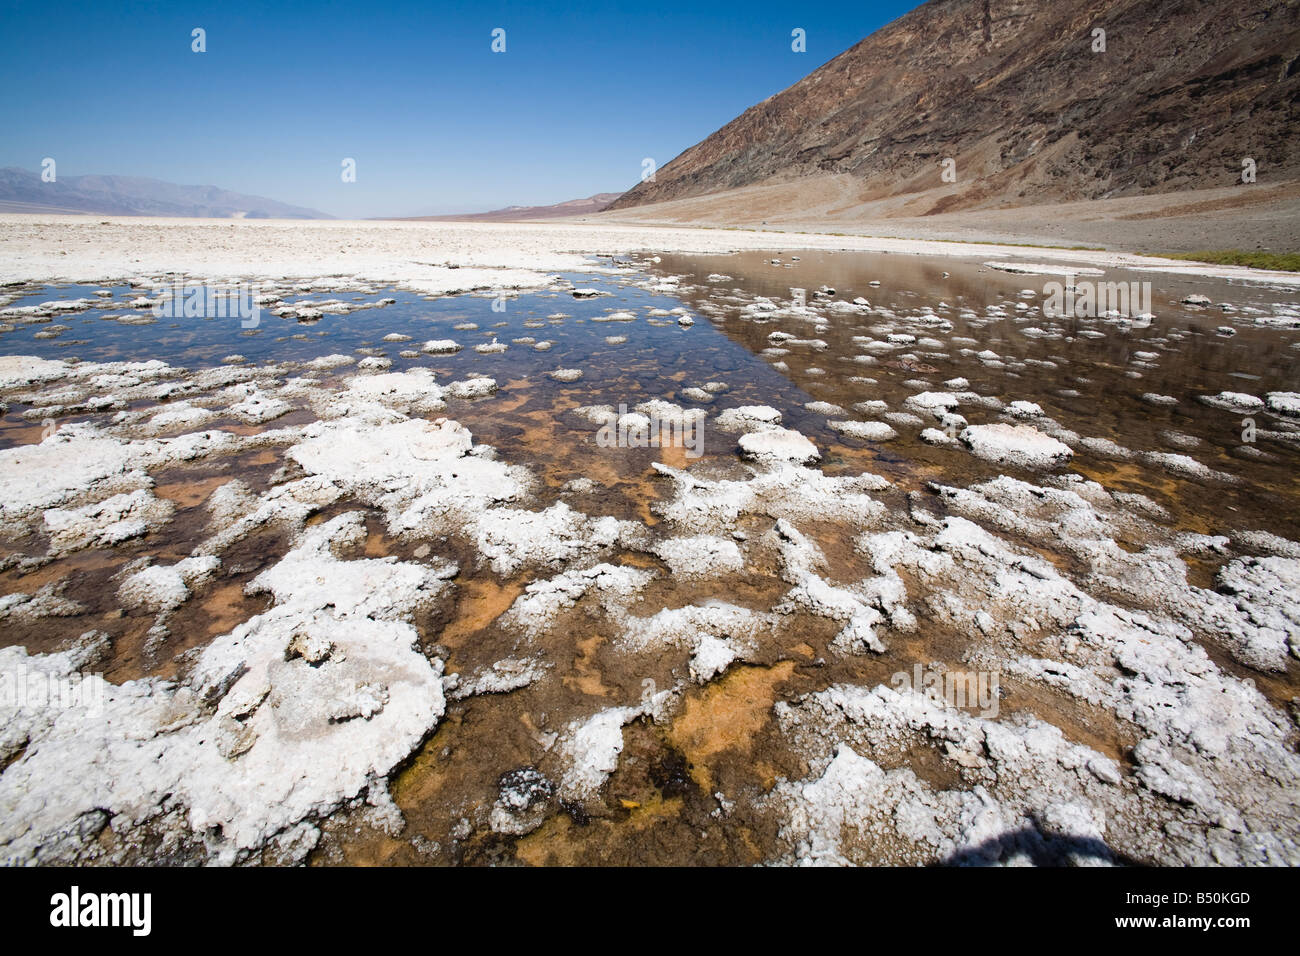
1, 248, 1298, 865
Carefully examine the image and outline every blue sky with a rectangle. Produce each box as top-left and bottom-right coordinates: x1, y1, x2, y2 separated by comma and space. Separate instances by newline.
0, 0, 921, 217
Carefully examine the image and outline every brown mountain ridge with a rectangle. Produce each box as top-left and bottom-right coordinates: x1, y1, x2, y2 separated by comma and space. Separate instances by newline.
401, 193, 624, 222
608, 0, 1300, 216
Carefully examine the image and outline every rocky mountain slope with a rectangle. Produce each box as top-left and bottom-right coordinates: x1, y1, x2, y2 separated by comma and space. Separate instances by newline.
608, 0, 1300, 215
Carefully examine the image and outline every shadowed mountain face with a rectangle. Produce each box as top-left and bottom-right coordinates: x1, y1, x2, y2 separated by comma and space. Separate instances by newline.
609, 0, 1300, 214
0, 168, 331, 218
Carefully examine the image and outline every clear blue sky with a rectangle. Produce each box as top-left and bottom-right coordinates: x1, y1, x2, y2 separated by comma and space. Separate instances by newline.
0, 0, 921, 218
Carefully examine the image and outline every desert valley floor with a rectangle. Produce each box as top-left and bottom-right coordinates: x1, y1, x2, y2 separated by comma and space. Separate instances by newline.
0, 216, 1297, 866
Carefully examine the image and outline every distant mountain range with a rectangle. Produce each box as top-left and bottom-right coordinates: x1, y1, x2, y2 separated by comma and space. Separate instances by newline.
609, 0, 1300, 215
398, 192, 624, 222
0, 167, 331, 219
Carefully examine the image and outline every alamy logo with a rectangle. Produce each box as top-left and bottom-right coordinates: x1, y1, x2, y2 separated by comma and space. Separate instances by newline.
595, 403, 704, 458
152, 280, 260, 328
0, 664, 103, 717
50, 886, 151, 936
891, 664, 1000, 718
1042, 276, 1151, 323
